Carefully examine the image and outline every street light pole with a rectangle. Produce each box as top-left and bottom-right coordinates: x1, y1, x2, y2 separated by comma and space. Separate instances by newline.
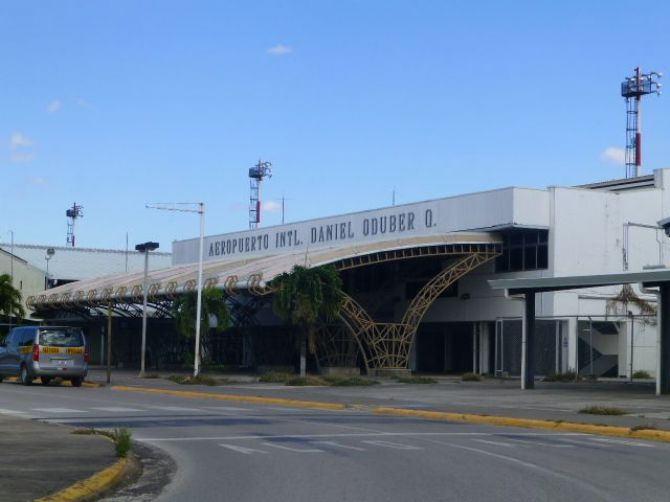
135, 241, 159, 378
146, 202, 206, 377
44, 248, 55, 290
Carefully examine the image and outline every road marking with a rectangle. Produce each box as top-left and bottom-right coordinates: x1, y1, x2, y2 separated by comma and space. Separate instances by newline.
262, 442, 325, 453
91, 407, 145, 413
362, 440, 423, 450
138, 432, 588, 442
203, 406, 251, 412
472, 439, 518, 448
0, 408, 28, 416
147, 406, 203, 412
31, 408, 88, 414
588, 437, 655, 448
500, 437, 574, 448
312, 441, 366, 451
219, 443, 269, 455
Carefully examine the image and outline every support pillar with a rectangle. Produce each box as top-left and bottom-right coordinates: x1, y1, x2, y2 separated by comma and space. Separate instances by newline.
660, 284, 670, 394
106, 302, 113, 385
522, 292, 536, 390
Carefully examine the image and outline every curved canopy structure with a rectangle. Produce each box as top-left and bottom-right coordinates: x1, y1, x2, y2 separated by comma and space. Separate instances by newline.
29, 232, 500, 312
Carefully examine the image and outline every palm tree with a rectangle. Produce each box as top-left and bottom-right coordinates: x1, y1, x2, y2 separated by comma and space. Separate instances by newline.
272, 265, 344, 377
173, 287, 231, 367
0, 274, 25, 330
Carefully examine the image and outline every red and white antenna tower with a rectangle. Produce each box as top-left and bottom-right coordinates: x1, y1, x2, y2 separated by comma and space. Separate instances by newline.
621, 67, 662, 178
248, 160, 272, 229
66, 202, 84, 247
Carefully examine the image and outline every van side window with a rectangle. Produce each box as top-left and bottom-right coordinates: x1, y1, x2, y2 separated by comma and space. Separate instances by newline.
20, 330, 35, 347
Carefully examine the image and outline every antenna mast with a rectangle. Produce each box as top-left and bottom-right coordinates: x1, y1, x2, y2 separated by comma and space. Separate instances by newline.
66, 202, 84, 247
248, 159, 272, 229
621, 67, 662, 178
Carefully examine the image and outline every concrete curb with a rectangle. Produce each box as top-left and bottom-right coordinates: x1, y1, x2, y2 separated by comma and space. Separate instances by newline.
34, 454, 137, 502
373, 407, 670, 443
3, 376, 100, 388
112, 385, 347, 411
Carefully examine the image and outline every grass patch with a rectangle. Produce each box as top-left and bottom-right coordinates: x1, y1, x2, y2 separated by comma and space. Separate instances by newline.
578, 406, 627, 416
321, 376, 379, 386
543, 372, 581, 382
461, 372, 481, 382
143, 373, 160, 379
632, 370, 652, 379
393, 375, 438, 384
166, 374, 220, 386
72, 427, 132, 457
258, 372, 294, 383
285, 376, 328, 386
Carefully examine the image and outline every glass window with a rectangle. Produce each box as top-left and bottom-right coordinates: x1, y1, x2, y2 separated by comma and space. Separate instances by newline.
496, 230, 549, 273
20, 329, 36, 346
39, 328, 84, 347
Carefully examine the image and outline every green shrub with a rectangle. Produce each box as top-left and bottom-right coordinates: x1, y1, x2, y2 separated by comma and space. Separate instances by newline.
143, 373, 160, 379
393, 375, 438, 384
543, 372, 581, 382
630, 424, 657, 432
258, 372, 294, 383
578, 406, 627, 416
166, 374, 220, 386
112, 428, 132, 457
632, 370, 652, 379
321, 376, 379, 386
461, 372, 481, 382
285, 376, 328, 386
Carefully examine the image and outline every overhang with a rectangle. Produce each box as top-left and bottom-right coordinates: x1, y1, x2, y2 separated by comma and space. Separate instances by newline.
489, 268, 670, 295
30, 232, 501, 311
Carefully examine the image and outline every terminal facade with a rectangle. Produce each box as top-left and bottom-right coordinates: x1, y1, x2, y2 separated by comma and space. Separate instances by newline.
31, 169, 670, 378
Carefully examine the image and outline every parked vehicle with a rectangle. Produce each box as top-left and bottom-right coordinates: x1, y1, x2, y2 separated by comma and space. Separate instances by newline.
0, 326, 89, 386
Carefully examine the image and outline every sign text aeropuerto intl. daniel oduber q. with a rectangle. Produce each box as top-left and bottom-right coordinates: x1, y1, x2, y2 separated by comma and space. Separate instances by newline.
206, 208, 433, 259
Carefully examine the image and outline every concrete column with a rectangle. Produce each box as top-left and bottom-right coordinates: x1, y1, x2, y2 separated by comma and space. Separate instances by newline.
522, 292, 536, 390
660, 284, 670, 394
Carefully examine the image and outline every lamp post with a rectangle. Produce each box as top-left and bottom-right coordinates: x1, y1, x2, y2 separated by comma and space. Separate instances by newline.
146, 202, 205, 377
44, 248, 55, 289
135, 241, 159, 377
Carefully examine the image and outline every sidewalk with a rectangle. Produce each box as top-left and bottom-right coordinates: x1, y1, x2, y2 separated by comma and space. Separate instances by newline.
0, 416, 117, 502
91, 368, 670, 431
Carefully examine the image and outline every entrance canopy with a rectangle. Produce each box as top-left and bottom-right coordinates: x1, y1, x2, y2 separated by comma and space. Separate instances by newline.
29, 232, 500, 312
489, 268, 670, 395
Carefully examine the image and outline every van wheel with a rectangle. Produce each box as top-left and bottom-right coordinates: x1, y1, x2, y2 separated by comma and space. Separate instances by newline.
40, 377, 52, 386
20, 366, 32, 386
71, 377, 83, 388
0, 376, 4, 383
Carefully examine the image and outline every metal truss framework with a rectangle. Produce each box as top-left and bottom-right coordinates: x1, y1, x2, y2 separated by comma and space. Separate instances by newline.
339, 250, 500, 370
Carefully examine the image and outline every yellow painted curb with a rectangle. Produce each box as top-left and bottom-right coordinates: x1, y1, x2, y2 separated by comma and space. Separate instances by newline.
112, 385, 347, 411
374, 407, 670, 443
35, 456, 131, 502
2, 377, 99, 387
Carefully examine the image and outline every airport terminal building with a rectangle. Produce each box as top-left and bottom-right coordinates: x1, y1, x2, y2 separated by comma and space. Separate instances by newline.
32, 169, 670, 378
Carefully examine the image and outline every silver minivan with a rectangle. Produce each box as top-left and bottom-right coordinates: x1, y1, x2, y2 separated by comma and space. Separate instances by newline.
0, 326, 89, 386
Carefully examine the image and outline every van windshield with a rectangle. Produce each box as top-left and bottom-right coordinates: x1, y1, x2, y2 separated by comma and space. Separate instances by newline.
39, 328, 84, 347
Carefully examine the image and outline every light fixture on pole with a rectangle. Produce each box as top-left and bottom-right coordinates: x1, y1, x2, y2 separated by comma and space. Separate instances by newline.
44, 248, 55, 289
146, 202, 206, 377
135, 241, 159, 378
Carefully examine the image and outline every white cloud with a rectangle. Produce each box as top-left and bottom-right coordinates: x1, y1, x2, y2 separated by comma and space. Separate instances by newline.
28, 175, 46, 185
10, 132, 33, 149
267, 44, 292, 56
47, 99, 62, 113
10, 152, 34, 163
75, 98, 92, 109
263, 200, 282, 212
600, 147, 626, 165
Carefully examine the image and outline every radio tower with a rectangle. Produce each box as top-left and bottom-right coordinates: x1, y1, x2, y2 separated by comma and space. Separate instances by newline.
66, 202, 84, 247
621, 67, 662, 178
248, 160, 272, 229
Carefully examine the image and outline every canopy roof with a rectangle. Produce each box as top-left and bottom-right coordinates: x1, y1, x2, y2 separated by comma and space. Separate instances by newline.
29, 232, 501, 310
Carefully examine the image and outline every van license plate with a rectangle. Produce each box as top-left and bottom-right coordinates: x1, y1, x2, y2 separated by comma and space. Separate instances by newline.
55, 359, 72, 367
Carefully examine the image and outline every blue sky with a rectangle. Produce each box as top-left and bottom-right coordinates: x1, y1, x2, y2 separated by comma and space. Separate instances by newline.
2, 1, 670, 250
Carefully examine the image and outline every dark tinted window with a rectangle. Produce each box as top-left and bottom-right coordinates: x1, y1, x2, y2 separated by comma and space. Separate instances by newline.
20, 329, 36, 346
39, 328, 84, 347
495, 229, 549, 273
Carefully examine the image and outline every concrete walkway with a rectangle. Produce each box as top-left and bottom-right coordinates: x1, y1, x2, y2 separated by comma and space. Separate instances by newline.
90, 368, 670, 431
0, 415, 117, 502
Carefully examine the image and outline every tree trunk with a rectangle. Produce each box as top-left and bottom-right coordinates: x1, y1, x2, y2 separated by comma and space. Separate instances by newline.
299, 331, 307, 377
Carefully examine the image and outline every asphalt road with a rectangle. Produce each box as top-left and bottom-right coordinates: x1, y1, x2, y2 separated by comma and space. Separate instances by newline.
1, 383, 669, 502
